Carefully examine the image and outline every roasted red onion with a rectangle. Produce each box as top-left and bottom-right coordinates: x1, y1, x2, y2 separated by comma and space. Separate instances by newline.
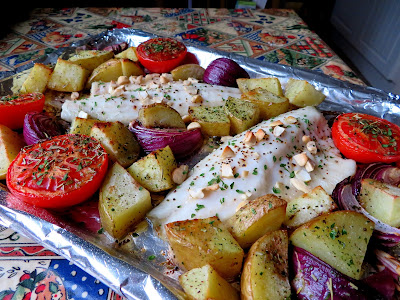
374, 249, 400, 283
23, 112, 64, 145
333, 162, 400, 247
128, 121, 203, 160
203, 58, 249, 87
291, 246, 386, 299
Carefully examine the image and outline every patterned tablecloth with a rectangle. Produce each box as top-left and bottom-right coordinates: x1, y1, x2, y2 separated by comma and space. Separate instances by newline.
0, 7, 365, 300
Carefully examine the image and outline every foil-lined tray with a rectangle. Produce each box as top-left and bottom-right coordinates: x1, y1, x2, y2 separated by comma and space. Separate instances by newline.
0, 28, 399, 300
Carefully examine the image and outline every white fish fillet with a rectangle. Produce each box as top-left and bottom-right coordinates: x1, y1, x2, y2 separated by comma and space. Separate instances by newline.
60, 79, 242, 125
147, 106, 357, 236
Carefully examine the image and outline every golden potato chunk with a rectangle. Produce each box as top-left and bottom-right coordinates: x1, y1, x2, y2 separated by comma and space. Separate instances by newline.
242, 88, 290, 120
127, 146, 177, 192
225, 194, 287, 249
138, 103, 186, 129
224, 97, 260, 135
171, 64, 205, 81
188, 106, 230, 137
237, 77, 284, 96
284, 186, 338, 228
86, 58, 144, 88
115, 47, 139, 62
360, 178, 400, 227
99, 162, 152, 240
20, 63, 53, 93
241, 230, 291, 300
90, 121, 140, 168
47, 58, 90, 92
69, 50, 114, 72
0, 125, 25, 179
179, 264, 239, 300
69, 117, 105, 135
165, 216, 244, 280
284, 78, 326, 107
290, 211, 374, 280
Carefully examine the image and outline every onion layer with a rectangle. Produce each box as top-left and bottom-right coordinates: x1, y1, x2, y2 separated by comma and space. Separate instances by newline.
128, 121, 203, 160
203, 58, 249, 87
23, 112, 64, 145
333, 163, 400, 247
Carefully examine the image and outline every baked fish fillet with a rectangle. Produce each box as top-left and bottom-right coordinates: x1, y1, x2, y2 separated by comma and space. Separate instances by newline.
60, 75, 242, 125
148, 106, 356, 235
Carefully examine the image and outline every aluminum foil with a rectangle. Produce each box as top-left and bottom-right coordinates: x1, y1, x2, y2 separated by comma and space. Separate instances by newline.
1, 28, 400, 300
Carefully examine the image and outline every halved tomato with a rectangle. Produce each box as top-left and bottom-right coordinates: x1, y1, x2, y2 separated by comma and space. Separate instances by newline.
136, 37, 187, 73
332, 112, 400, 163
7, 134, 108, 209
0, 93, 45, 130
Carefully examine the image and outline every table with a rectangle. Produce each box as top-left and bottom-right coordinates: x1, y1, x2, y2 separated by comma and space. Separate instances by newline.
0, 7, 365, 300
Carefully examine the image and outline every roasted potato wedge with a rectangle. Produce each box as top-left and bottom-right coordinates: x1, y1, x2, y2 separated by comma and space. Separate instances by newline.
241, 230, 291, 300
165, 216, 244, 280
0, 124, 25, 179
115, 46, 139, 62
360, 178, 400, 227
237, 77, 284, 96
171, 64, 205, 81
284, 186, 338, 228
290, 211, 375, 280
47, 58, 90, 92
90, 121, 140, 168
86, 58, 144, 88
179, 264, 239, 300
188, 105, 230, 136
242, 88, 290, 120
11, 68, 31, 95
20, 63, 53, 93
121, 58, 145, 77
284, 78, 326, 107
224, 97, 260, 135
127, 145, 177, 192
99, 162, 152, 240
69, 117, 104, 135
69, 50, 114, 72
138, 103, 186, 129
225, 194, 287, 249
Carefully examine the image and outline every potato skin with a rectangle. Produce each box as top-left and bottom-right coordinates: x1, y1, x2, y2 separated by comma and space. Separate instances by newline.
138, 103, 186, 129
241, 230, 291, 300
165, 216, 244, 280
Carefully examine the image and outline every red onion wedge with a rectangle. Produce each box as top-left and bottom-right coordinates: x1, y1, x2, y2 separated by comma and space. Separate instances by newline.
203, 58, 249, 87
128, 120, 203, 160
23, 111, 65, 145
291, 246, 386, 299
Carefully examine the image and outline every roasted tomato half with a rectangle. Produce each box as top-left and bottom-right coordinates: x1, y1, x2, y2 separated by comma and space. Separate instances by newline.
136, 37, 187, 73
7, 134, 108, 208
0, 93, 45, 130
332, 112, 400, 163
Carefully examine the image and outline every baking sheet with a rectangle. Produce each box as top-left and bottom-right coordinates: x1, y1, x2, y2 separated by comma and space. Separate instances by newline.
0, 28, 400, 300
